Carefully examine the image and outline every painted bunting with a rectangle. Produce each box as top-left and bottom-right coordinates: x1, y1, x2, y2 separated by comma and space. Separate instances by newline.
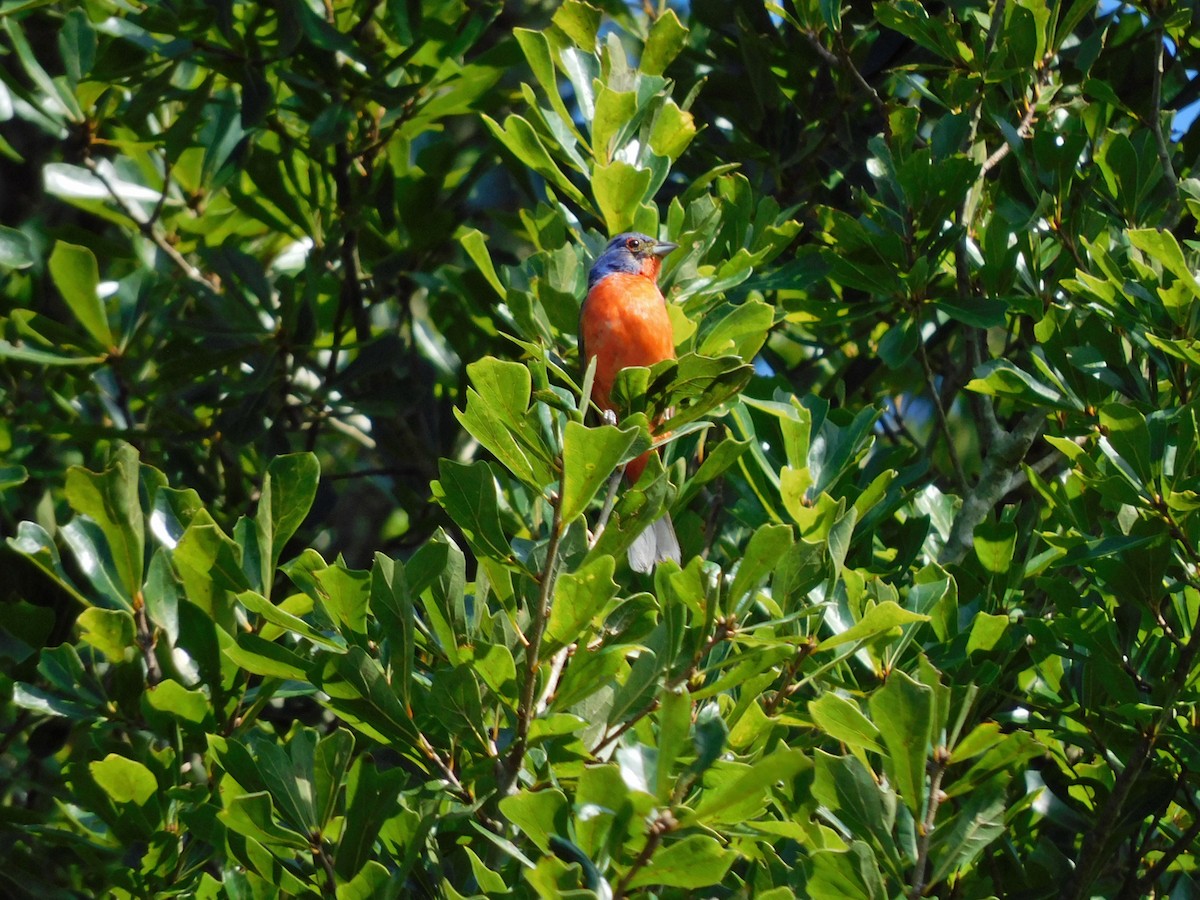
580, 232, 681, 573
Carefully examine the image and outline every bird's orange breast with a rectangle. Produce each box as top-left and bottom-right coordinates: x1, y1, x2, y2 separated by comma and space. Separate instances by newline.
580, 272, 675, 412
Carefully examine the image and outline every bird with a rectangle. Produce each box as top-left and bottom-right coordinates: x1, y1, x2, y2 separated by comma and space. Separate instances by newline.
579, 231, 682, 573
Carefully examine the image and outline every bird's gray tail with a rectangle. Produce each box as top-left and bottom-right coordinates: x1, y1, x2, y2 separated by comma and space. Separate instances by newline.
627, 512, 681, 573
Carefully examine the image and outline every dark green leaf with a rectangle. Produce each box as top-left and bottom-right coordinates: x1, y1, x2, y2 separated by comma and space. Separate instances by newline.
868, 670, 933, 816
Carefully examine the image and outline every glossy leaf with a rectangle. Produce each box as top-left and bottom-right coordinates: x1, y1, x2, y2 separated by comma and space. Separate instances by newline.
546, 554, 619, 647
868, 671, 933, 816
0, 225, 33, 269
48, 241, 111, 347
89, 754, 157, 806
560, 420, 639, 525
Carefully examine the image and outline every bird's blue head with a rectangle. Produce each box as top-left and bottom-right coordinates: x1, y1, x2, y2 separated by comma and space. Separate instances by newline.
587, 232, 679, 290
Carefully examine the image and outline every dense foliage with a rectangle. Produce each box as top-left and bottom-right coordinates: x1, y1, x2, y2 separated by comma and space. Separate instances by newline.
3, 0, 1200, 896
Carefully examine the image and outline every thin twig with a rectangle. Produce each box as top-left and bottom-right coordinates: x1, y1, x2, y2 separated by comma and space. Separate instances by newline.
614, 811, 676, 900
417, 732, 477, 808
1125, 797, 1200, 897
82, 156, 213, 287
499, 493, 565, 795
134, 597, 162, 686
909, 751, 950, 899
589, 468, 624, 548
593, 620, 734, 754
312, 839, 338, 897
763, 641, 817, 716
917, 317, 969, 493
1149, 30, 1181, 216
799, 29, 886, 118
981, 81, 1041, 175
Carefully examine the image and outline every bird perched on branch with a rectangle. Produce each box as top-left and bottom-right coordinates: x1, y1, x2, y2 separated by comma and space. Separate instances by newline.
580, 231, 681, 573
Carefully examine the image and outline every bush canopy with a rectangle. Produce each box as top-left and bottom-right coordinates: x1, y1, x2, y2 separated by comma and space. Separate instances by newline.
2, 0, 1200, 897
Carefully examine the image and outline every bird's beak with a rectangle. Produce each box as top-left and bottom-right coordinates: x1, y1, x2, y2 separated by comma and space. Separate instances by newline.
650, 240, 678, 257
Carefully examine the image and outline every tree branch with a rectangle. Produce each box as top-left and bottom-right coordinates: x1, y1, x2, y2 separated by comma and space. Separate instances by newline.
1149, 29, 1181, 217
939, 410, 1043, 566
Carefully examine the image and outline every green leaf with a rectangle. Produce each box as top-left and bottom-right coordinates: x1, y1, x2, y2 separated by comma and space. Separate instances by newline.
314, 728, 354, 830
928, 782, 1007, 884
949, 722, 1004, 764
336, 861, 392, 900
591, 86, 637, 163
369, 553, 414, 706
868, 670, 932, 816
811, 752, 898, 873
656, 353, 756, 433
335, 759, 406, 880
482, 113, 591, 210
49, 241, 112, 347
90, 753, 157, 806
145, 678, 211, 725
500, 788, 568, 853
656, 686, 692, 801
966, 359, 1070, 409
514, 28, 586, 150
817, 600, 929, 651
944, 731, 1041, 798
1129, 227, 1200, 303
0, 465, 28, 491
433, 459, 513, 561
584, 451, 672, 565
1099, 403, 1152, 484
174, 511, 248, 626
560, 420, 638, 525
0, 339, 105, 366
729, 523, 793, 607
247, 732, 318, 832
64, 444, 144, 600
641, 9, 688, 76
238, 590, 346, 652
223, 632, 308, 680
698, 299, 774, 360
455, 357, 555, 489
61, 517, 132, 611
257, 453, 319, 580
966, 612, 1009, 653
471, 641, 518, 704
692, 749, 810, 824
460, 227, 506, 299
8, 521, 90, 606
933, 296, 1007, 328
546, 555, 619, 647
77, 607, 135, 661
313, 647, 421, 749
648, 99, 696, 160
809, 694, 883, 753
626, 834, 736, 889
973, 519, 1016, 574
807, 843, 885, 900
300, 560, 378, 637
219, 791, 310, 851
2, 18, 83, 122
552, 0, 602, 48
0, 225, 33, 269
593, 160, 653, 235
58, 8, 95, 85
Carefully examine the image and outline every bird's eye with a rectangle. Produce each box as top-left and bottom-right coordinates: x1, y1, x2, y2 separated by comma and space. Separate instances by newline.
626, 238, 641, 250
